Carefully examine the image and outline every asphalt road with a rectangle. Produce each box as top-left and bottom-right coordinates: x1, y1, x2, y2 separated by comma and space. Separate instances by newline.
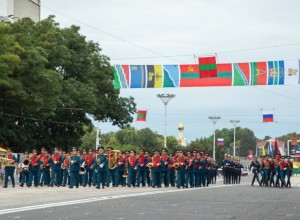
1, 175, 300, 220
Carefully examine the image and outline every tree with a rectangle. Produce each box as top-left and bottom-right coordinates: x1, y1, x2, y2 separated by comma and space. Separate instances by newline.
0, 17, 136, 152
136, 128, 164, 151
80, 125, 97, 150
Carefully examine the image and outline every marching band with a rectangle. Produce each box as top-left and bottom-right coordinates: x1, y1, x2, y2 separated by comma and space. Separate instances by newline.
0, 147, 223, 189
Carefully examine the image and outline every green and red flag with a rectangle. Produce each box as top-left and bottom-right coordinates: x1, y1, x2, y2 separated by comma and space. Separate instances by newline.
198, 56, 217, 78
180, 64, 199, 79
136, 110, 147, 122
250, 62, 267, 85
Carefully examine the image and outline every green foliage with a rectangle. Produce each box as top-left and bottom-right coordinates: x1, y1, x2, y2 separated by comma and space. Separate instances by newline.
277, 132, 300, 143
79, 125, 97, 150
0, 17, 136, 152
99, 126, 258, 162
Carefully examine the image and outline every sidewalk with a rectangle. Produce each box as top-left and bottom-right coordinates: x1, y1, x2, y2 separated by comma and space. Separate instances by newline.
291, 174, 300, 186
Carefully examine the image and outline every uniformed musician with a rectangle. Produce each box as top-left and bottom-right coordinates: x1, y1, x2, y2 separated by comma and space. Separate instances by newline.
3, 148, 18, 188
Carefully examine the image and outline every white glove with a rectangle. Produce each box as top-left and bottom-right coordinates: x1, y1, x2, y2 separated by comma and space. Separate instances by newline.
157, 163, 160, 166
71, 160, 74, 164
100, 164, 104, 168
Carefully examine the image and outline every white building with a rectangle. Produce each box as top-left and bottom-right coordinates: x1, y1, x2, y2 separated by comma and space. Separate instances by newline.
0, 0, 40, 22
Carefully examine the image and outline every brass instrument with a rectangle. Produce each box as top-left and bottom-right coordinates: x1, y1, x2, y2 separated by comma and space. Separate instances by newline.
173, 161, 179, 169
61, 155, 70, 169
147, 162, 154, 168
40, 157, 45, 170
108, 150, 121, 170
19, 158, 30, 173
40, 155, 50, 170
79, 161, 86, 175
0, 157, 15, 167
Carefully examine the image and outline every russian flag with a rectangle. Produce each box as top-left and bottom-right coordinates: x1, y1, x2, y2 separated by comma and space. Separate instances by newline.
217, 138, 224, 146
263, 111, 273, 123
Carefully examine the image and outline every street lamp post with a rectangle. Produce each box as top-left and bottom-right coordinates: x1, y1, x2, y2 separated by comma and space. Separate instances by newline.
208, 116, 221, 160
230, 120, 240, 157
96, 127, 100, 150
157, 94, 175, 148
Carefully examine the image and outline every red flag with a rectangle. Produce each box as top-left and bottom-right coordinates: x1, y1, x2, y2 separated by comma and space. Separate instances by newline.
273, 139, 281, 156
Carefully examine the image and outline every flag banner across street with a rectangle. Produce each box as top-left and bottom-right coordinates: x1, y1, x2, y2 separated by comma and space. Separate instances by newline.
114, 58, 300, 89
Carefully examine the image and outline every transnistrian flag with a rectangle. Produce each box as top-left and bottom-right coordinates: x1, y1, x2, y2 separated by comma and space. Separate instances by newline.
198, 57, 217, 78
136, 110, 147, 122
262, 111, 273, 123
217, 138, 224, 146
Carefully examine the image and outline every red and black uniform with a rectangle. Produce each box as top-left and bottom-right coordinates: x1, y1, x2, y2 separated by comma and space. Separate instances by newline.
151, 156, 162, 188
279, 160, 287, 186
84, 154, 95, 187
115, 155, 126, 186
106, 153, 116, 187
185, 157, 194, 187
127, 156, 138, 187
40, 155, 51, 186
50, 153, 63, 186
28, 155, 40, 187
168, 157, 176, 187
145, 155, 151, 186
136, 155, 147, 187
85, 155, 94, 168
177, 156, 187, 188
286, 160, 293, 187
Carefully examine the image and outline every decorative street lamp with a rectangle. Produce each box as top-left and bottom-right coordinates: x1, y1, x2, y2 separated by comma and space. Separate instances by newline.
230, 120, 240, 157
208, 116, 221, 160
157, 94, 175, 148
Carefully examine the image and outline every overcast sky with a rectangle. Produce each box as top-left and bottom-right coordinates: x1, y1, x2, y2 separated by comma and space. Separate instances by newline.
41, 0, 300, 141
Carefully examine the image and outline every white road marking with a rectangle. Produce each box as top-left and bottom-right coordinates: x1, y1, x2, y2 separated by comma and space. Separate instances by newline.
0, 184, 246, 215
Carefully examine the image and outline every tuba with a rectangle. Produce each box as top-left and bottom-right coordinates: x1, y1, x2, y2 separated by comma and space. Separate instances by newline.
0, 157, 15, 167
108, 150, 120, 170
